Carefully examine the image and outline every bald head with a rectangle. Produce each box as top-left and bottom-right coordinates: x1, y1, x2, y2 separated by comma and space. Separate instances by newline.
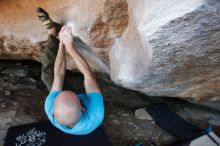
53, 90, 82, 128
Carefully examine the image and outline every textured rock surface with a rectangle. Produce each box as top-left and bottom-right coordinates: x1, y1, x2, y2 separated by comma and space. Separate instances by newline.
110, 0, 220, 106
0, 0, 220, 108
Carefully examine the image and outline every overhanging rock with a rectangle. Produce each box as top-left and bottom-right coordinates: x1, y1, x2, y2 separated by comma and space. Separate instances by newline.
0, 0, 219, 109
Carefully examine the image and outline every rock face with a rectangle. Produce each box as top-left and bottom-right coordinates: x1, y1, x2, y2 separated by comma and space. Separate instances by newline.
0, 0, 220, 108
110, 0, 220, 107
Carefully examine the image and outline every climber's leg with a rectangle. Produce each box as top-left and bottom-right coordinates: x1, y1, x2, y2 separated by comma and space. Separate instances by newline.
41, 34, 59, 91
37, 7, 62, 91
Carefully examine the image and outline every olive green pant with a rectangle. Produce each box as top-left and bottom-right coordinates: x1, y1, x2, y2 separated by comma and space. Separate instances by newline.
41, 35, 59, 91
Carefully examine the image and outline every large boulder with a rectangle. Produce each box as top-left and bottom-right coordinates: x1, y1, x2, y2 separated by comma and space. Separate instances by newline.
0, 0, 219, 108
110, 0, 220, 107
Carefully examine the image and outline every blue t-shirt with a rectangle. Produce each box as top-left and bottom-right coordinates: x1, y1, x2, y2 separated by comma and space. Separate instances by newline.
44, 91, 104, 135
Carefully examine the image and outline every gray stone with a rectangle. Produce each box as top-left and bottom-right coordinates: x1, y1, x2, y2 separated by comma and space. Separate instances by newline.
134, 108, 153, 120
177, 105, 220, 126
4, 90, 11, 96
0, 102, 7, 108
2, 69, 28, 77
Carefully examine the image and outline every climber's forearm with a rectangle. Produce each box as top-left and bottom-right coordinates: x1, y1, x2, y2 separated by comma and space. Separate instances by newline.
68, 45, 93, 77
67, 45, 101, 93
54, 43, 66, 77
51, 43, 66, 91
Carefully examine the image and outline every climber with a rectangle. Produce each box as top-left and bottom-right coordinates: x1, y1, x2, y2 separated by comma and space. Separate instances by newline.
37, 7, 104, 135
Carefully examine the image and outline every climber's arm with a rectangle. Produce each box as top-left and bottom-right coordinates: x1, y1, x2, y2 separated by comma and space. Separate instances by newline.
51, 42, 66, 91
67, 45, 101, 93
59, 26, 101, 93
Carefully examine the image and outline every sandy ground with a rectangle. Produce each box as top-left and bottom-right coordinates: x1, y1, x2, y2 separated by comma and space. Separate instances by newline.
0, 60, 220, 146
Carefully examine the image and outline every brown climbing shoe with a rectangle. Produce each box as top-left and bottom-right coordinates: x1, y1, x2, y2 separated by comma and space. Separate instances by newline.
36, 7, 61, 34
